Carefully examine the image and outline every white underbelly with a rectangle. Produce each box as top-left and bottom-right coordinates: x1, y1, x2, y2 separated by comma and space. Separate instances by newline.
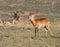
38, 24, 46, 29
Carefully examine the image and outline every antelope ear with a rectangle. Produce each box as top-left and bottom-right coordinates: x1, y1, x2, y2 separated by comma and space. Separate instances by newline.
29, 12, 34, 16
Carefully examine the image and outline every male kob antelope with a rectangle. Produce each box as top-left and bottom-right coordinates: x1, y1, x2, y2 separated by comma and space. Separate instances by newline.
28, 13, 53, 37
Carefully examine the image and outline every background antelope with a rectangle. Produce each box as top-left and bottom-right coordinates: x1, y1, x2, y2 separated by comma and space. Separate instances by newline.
28, 13, 53, 37
2, 19, 14, 24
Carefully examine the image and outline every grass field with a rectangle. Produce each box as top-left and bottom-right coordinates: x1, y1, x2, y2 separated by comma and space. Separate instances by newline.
0, 0, 60, 47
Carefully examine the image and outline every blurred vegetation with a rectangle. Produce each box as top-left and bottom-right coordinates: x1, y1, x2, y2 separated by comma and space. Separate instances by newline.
0, 0, 60, 47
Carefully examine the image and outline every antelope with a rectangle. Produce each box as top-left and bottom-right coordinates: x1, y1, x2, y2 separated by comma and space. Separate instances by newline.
2, 19, 19, 24
2, 19, 14, 24
28, 13, 53, 37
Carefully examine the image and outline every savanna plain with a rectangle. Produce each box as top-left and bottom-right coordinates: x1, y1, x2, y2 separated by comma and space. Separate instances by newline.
0, 0, 60, 47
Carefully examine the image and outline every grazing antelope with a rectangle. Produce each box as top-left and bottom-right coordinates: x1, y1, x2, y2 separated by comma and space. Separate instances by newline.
2, 19, 19, 24
2, 19, 14, 24
28, 13, 53, 37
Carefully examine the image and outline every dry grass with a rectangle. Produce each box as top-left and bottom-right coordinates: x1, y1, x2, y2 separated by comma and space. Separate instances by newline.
0, 18, 60, 47
0, 0, 60, 47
